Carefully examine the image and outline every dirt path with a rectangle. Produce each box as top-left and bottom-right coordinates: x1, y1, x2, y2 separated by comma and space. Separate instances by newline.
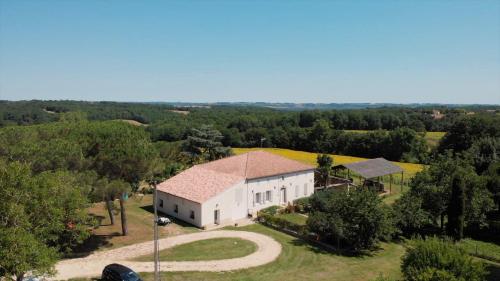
52, 230, 281, 280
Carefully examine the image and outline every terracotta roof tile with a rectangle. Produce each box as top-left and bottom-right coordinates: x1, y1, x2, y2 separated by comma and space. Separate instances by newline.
157, 151, 314, 203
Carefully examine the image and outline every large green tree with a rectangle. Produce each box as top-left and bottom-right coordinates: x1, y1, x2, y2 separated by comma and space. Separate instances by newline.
315, 154, 333, 188
307, 188, 394, 251
446, 174, 465, 241
182, 125, 232, 164
0, 161, 91, 280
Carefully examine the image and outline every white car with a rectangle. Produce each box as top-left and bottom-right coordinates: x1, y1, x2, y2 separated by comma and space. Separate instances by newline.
157, 217, 171, 226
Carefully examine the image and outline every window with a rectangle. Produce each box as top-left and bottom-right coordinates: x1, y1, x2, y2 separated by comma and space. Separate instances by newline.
295, 185, 299, 197
190, 210, 195, 219
174, 204, 178, 213
304, 184, 308, 195
159, 199, 164, 208
266, 190, 272, 202
255, 192, 262, 204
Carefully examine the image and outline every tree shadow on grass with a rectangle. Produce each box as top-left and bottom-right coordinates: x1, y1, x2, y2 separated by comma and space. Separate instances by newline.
67, 232, 121, 259
140, 205, 198, 228
485, 262, 500, 281
65, 214, 121, 259
289, 238, 379, 258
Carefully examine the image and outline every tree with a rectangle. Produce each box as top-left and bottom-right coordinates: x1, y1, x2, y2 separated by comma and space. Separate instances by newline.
182, 125, 232, 164
401, 237, 486, 281
393, 192, 430, 235
0, 161, 91, 280
467, 137, 499, 174
446, 174, 465, 240
0, 228, 58, 281
485, 162, 500, 212
408, 154, 494, 232
88, 122, 161, 235
308, 119, 332, 152
307, 188, 394, 251
316, 154, 333, 188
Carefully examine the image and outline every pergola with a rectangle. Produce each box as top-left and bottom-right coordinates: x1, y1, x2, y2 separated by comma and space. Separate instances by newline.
335, 158, 404, 193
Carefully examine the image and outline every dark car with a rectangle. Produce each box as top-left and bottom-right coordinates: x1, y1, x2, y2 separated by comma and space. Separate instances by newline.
101, 264, 142, 281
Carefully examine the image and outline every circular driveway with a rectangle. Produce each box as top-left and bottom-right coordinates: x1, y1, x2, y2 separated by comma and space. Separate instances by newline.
52, 230, 282, 280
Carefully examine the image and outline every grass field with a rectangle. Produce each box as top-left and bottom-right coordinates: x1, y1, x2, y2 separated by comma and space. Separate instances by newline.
233, 147, 424, 178
343, 130, 446, 148
133, 238, 257, 262
139, 223, 406, 281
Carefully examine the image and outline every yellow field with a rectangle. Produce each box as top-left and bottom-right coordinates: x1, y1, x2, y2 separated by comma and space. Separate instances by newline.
233, 147, 424, 178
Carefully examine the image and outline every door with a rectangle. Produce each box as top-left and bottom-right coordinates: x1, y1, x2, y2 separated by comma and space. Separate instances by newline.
214, 209, 220, 225
281, 187, 287, 204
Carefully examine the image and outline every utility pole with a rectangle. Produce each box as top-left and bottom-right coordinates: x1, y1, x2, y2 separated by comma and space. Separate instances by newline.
153, 180, 160, 281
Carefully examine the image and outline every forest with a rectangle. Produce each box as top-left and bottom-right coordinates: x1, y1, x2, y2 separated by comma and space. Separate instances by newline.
1, 100, 499, 162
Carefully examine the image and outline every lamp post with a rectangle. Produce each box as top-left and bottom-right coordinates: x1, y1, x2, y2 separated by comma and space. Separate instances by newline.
152, 180, 160, 281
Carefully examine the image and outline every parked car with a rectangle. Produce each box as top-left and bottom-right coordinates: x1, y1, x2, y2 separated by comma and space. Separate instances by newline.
157, 216, 171, 226
101, 263, 142, 281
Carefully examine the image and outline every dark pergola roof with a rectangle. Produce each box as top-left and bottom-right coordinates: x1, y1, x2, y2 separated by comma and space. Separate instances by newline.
339, 158, 403, 179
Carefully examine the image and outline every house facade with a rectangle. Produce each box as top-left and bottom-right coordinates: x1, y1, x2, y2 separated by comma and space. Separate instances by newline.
156, 150, 315, 228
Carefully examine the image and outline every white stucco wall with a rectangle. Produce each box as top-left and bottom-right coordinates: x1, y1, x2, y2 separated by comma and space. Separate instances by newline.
201, 180, 247, 227
157, 169, 314, 228
246, 170, 315, 215
156, 192, 202, 227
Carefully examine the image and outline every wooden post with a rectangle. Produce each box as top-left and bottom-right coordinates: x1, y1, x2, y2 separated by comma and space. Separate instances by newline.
390, 174, 392, 194
401, 171, 404, 193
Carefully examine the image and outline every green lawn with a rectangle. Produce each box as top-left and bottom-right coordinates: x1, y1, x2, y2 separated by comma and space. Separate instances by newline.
276, 213, 308, 225
459, 239, 500, 263
139, 224, 406, 281
132, 238, 257, 262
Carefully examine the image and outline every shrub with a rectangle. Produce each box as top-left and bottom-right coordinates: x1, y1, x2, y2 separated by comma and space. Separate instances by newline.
293, 197, 311, 213
257, 211, 308, 235
259, 205, 281, 216
307, 188, 395, 251
401, 237, 486, 281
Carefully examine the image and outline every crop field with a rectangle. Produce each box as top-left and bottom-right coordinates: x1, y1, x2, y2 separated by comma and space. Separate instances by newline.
233, 147, 424, 178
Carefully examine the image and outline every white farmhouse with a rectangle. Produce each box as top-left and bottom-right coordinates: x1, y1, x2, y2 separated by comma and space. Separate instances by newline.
156, 150, 315, 228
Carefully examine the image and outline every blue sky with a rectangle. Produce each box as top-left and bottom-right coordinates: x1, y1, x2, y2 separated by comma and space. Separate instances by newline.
0, 0, 499, 104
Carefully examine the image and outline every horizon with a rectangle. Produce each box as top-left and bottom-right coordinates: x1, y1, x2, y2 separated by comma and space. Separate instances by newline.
1, 0, 499, 104
2, 99, 499, 106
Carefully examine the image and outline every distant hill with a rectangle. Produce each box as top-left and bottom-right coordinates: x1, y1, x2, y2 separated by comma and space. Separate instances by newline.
156, 102, 499, 111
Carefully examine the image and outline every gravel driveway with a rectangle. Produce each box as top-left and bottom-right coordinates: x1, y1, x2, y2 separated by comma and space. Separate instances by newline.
52, 230, 281, 280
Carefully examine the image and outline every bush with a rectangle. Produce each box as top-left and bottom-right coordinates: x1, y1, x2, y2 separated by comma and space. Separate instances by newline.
401, 237, 486, 281
257, 211, 308, 236
293, 197, 311, 213
259, 205, 281, 216
307, 188, 395, 251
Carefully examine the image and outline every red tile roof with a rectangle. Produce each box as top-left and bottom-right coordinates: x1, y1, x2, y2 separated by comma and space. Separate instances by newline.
157, 150, 314, 203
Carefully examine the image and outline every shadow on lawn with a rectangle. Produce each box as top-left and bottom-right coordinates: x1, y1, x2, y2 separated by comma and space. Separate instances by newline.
140, 205, 197, 228
486, 262, 500, 281
65, 214, 121, 259
289, 238, 379, 258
